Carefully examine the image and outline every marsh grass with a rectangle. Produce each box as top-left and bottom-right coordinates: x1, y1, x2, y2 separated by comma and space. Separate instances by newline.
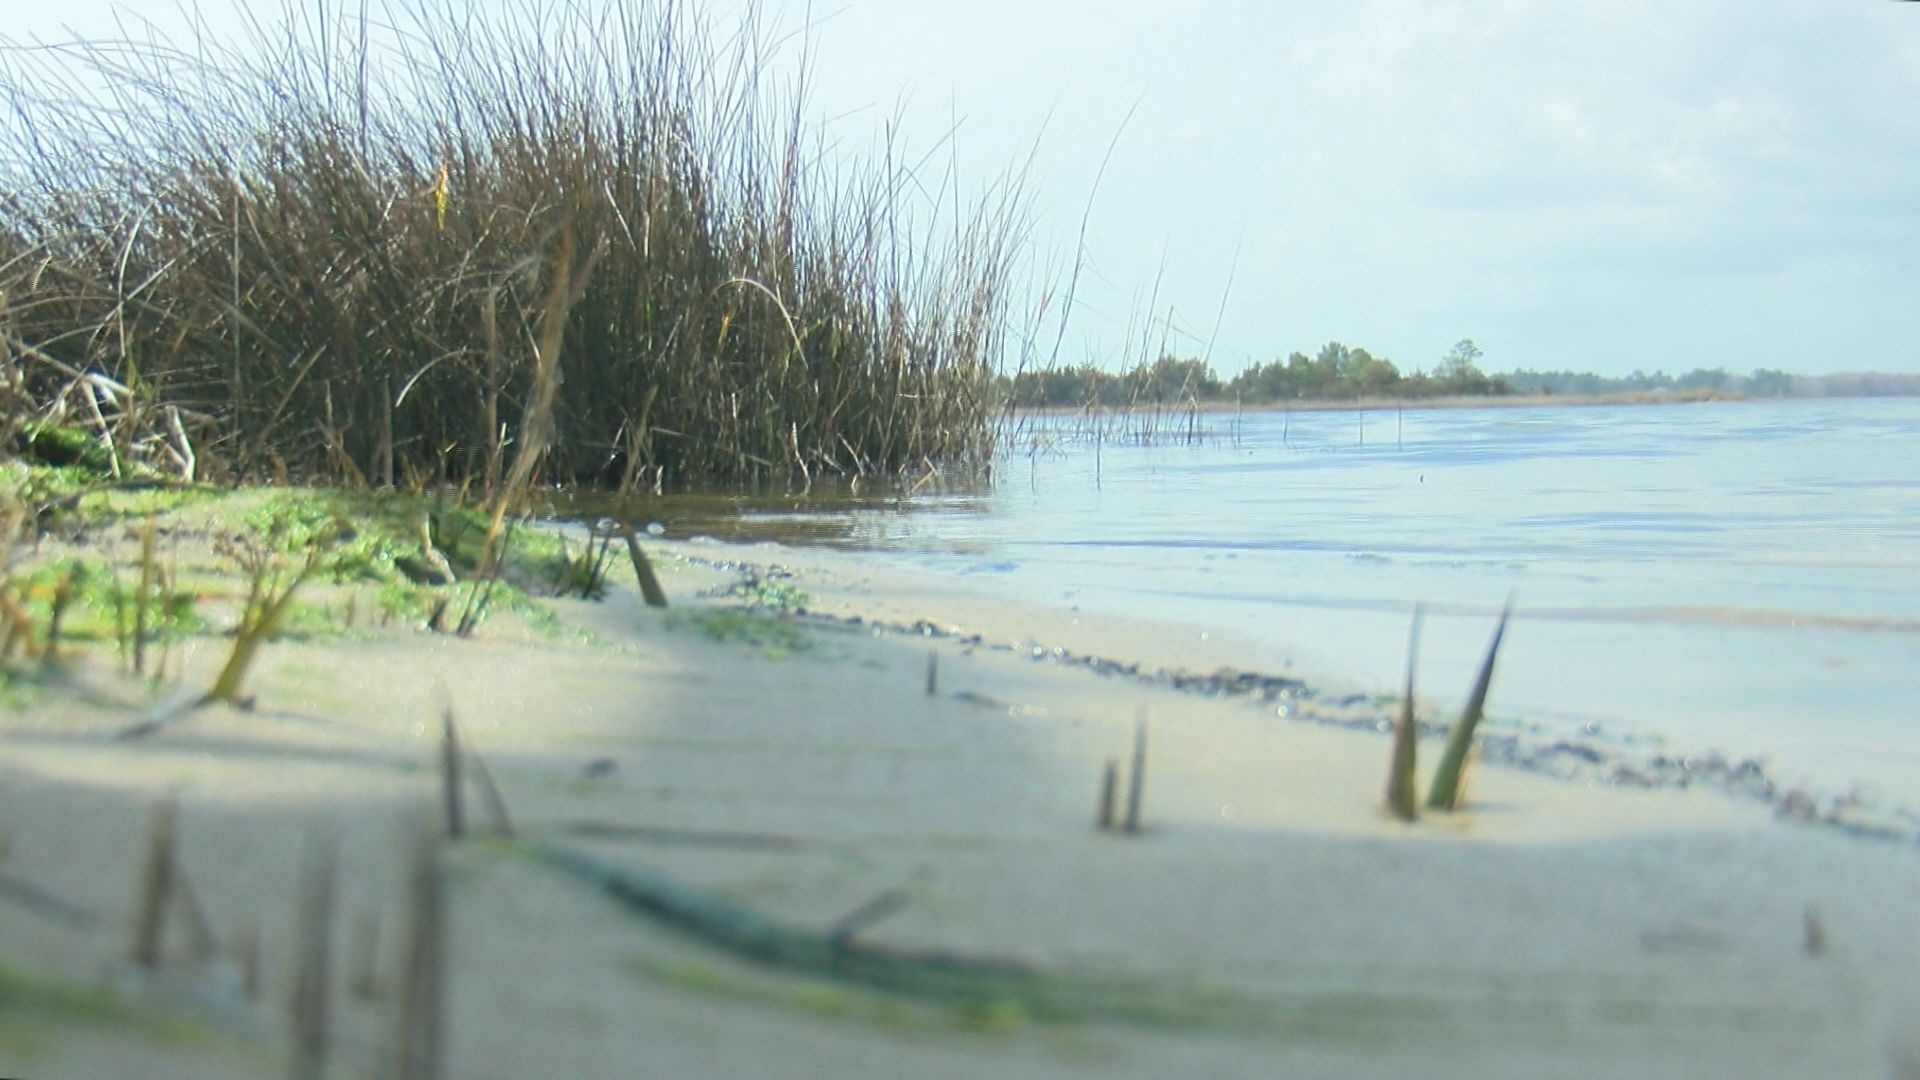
234, 486, 589, 636
1, 1, 1028, 489
204, 525, 334, 704
553, 534, 615, 601
453, 522, 514, 638
676, 607, 812, 655
0, 540, 199, 685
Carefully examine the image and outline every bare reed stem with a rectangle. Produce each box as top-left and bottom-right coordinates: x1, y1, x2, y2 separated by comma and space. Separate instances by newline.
393, 822, 445, 1080
130, 795, 179, 968
1386, 606, 1423, 822
1096, 759, 1118, 831
439, 709, 465, 841
1123, 712, 1148, 835
288, 836, 338, 1080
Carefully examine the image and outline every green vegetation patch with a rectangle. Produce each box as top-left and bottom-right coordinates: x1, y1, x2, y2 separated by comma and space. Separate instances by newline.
0, 956, 205, 1056
672, 607, 813, 656
14, 422, 120, 475
244, 489, 574, 592
7, 557, 203, 645
728, 576, 811, 612
0, 463, 209, 536
236, 488, 601, 637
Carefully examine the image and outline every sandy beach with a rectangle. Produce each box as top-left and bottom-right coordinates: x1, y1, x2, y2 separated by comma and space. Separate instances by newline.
2, 496, 1917, 1079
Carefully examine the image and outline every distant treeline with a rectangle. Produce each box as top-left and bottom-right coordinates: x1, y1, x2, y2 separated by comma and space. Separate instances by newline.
998, 340, 1509, 409
1503, 368, 1920, 399
998, 338, 1920, 409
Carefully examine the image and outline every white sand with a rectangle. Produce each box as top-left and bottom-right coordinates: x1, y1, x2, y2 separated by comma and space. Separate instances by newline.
1, 531, 1916, 1079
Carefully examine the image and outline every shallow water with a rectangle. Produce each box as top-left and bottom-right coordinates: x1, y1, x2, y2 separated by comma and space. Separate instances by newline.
565, 398, 1920, 797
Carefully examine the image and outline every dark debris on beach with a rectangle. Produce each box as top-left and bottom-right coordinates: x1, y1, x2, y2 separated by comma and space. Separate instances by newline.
685, 553, 1920, 848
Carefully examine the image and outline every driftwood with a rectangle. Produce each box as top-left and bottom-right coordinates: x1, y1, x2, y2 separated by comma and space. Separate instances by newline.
622, 534, 670, 608
521, 841, 1255, 1028
0, 867, 97, 928
556, 821, 801, 851
526, 842, 1037, 1006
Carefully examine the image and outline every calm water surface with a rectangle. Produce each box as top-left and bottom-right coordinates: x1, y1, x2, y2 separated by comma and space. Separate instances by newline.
589, 399, 1920, 796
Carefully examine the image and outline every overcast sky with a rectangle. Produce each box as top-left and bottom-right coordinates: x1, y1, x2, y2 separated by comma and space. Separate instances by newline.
12, 1, 1919, 376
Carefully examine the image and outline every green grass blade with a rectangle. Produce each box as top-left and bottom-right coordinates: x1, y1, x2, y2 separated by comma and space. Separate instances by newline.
1427, 601, 1511, 811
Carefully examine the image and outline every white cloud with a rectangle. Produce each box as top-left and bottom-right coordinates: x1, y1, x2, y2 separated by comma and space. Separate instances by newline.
6, 0, 1916, 374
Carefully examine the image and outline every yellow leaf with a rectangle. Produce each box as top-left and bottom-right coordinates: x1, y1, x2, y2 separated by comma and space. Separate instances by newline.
433, 163, 449, 231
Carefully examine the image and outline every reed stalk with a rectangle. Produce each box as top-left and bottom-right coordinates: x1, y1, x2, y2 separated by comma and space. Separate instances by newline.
0, 1, 1028, 487
130, 795, 179, 968
1385, 606, 1423, 822
1123, 712, 1149, 834
288, 836, 337, 1080
1427, 602, 1511, 812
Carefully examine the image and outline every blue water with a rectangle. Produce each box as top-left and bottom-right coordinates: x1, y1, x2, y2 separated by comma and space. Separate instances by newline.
673, 398, 1920, 796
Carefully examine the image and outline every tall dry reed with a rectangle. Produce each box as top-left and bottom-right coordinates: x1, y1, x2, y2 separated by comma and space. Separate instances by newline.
0, 1, 1030, 488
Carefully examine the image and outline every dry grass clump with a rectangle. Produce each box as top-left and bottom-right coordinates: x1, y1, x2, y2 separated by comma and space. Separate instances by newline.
0, 0, 1029, 490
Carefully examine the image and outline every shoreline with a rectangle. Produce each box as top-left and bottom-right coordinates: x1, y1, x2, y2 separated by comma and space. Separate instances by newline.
3, 494, 1918, 1076
664, 537, 1918, 846
1006, 388, 1920, 420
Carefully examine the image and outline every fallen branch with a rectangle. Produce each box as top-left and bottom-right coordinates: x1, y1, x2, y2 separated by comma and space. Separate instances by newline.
527, 841, 1032, 1001
0, 867, 97, 928
557, 821, 801, 851
521, 841, 1257, 1027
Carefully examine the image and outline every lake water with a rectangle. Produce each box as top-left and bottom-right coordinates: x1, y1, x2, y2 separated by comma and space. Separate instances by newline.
582, 398, 1920, 798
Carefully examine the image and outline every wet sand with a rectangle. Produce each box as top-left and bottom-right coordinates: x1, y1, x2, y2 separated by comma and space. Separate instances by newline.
2, 531, 1918, 1078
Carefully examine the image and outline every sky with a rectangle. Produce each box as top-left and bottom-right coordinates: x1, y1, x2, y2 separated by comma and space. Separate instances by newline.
9, 1, 1919, 377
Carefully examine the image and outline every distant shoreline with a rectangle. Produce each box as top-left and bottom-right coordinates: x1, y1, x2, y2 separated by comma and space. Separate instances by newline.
1006, 387, 1920, 419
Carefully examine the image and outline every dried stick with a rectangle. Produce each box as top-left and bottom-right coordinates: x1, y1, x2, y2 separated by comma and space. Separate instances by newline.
439, 708, 465, 840
623, 532, 670, 608
461, 730, 515, 838
288, 836, 338, 1080
1096, 759, 1119, 831
393, 823, 445, 1080
1123, 713, 1148, 834
131, 795, 179, 967
826, 888, 912, 949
